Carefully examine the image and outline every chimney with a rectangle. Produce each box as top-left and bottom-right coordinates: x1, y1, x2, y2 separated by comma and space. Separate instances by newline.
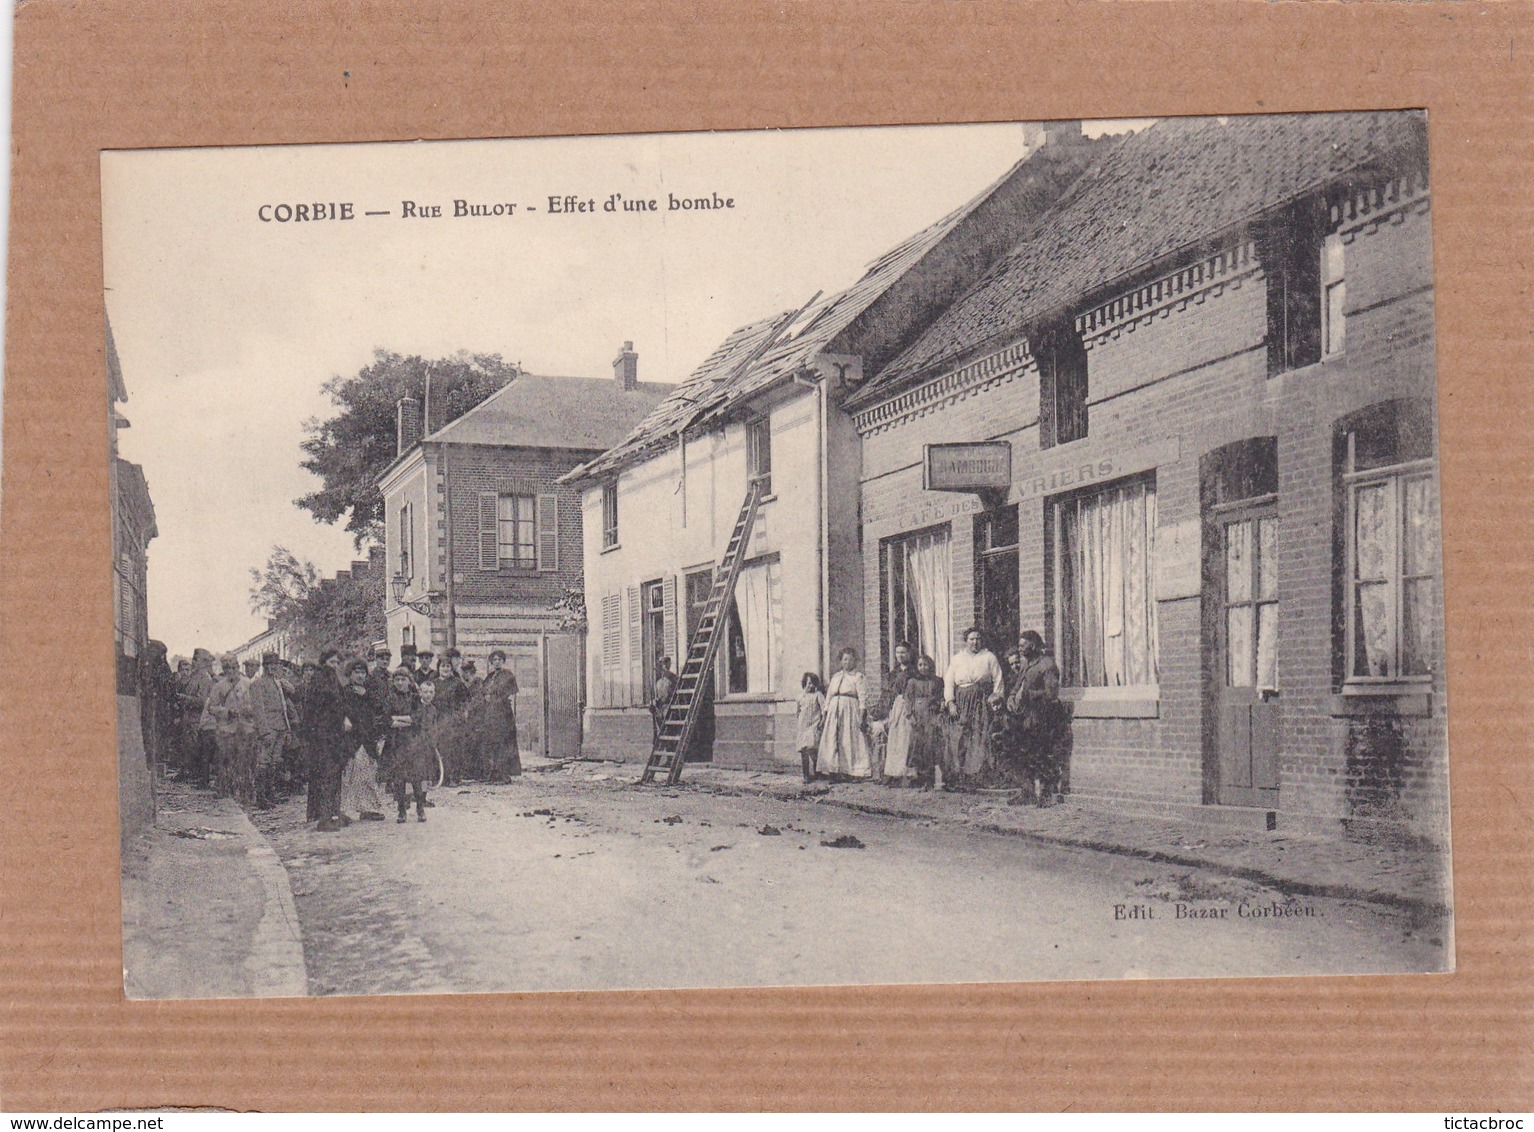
368, 545, 386, 575
613, 341, 639, 390
1022, 120, 1085, 157
396, 396, 423, 456
1043, 119, 1084, 146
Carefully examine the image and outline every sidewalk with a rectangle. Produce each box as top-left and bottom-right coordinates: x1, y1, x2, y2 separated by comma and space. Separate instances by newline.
121, 780, 307, 999
563, 759, 1453, 919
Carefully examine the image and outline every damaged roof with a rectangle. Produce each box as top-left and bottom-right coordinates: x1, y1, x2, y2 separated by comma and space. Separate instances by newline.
561, 142, 1096, 484
857, 110, 1428, 402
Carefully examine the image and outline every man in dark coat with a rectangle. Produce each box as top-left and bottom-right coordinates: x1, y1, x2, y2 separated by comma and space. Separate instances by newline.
340, 658, 389, 821
182, 648, 219, 786
430, 650, 472, 781
478, 649, 521, 782
307, 650, 353, 829
365, 643, 394, 700
247, 652, 295, 810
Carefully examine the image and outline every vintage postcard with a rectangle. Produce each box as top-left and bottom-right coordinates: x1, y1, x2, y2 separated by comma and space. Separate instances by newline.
105, 113, 1452, 999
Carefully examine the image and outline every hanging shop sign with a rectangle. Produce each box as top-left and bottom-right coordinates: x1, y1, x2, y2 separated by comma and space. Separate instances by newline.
923, 442, 1012, 492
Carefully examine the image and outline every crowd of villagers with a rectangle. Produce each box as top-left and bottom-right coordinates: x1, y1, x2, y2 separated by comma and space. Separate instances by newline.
785, 628, 1073, 804
138, 641, 523, 831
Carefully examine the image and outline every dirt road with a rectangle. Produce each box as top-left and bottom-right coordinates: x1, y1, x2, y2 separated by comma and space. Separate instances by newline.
252, 767, 1446, 996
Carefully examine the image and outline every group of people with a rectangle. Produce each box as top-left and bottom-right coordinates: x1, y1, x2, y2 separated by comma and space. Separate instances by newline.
793, 629, 1071, 804
145, 642, 524, 831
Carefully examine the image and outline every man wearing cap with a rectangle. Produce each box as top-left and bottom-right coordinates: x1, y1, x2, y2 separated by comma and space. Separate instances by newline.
247, 652, 295, 809
413, 650, 436, 685
202, 654, 253, 800
181, 648, 219, 787
365, 644, 394, 700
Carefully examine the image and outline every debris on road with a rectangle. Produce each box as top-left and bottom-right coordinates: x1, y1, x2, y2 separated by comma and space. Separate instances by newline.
659, 815, 683, 825
820, 834, 866, 850
758, 824, 782, 836
709, 845, 730, 852
170, 827, 237, 841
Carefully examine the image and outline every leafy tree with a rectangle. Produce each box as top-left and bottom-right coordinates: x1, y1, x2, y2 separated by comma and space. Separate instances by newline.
246, 545, 386, 661
248, 546, 319, 622
297, 350, 519, 546
551, 585, 587, 632
288, 563, 387, 661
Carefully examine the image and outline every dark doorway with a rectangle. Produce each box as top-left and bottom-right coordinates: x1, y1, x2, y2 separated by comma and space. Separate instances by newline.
682, 567, 716, 761
975, 505, 1020, 655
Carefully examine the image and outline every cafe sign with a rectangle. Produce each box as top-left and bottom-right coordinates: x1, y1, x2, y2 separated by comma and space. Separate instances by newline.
923, 442, 1012, 493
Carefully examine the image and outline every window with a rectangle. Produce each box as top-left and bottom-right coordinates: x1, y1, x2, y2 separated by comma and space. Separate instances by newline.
1342, 402, 1439, 683
1054, 476, 1159, 688
747, 416, 772, 495
724, 559, 780, 695
497, 494, 536, 568
641, 579, 665, 696
602, 481, 619, 549
478, 490, 558, 570
881, 526, 952, 674
1038, 324, 1088, 449
1224, 514, 1278, 690
397, 503, 413, 581
1264, 195, 1328, 376
1322, 232, 1346, 357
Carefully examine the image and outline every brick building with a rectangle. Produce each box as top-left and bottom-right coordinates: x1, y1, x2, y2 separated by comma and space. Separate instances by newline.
845, 112, 1445, 840
379, 354, 668, 758
563, 125, 1108, 768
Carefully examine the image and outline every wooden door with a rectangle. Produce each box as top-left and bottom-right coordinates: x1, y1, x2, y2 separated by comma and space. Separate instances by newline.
1215, 506, 1280, 807
543, 633, 583, 760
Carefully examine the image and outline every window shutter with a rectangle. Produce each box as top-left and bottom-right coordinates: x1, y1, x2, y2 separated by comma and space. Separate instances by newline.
536, 493, 559, 572
662, 574, 679, 666
478, 492, 499, 570
627, 585, 642, 706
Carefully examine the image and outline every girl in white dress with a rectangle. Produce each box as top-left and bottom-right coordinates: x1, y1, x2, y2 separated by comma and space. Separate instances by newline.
817, 647, 872, 780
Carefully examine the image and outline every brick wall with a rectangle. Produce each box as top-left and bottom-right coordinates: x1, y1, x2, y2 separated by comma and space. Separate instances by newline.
443, 443, 593, 606
856, 199, 1445, 839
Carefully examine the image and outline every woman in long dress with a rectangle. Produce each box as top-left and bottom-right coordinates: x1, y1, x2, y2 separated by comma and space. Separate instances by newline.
817, 647, 872, 781
943, 627, 1005, 787
904, 655, 946, 791
880, 643, 917, 786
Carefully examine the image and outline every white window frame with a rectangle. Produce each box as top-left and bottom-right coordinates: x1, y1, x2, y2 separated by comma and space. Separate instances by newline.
496, 492, 536, 570
1051, 474, 1159, 694
601, 481, 619, 549
1343, 448, 1438, 688
1322, 232, 1346, 358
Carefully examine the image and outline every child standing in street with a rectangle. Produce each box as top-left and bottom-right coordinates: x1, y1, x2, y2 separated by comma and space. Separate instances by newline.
795, 672, 826, 784
379, 666, 432, 823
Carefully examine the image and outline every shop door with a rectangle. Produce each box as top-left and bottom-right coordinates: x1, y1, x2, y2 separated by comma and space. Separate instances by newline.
682, 568, 715, 761
1215, 506, 1280, 807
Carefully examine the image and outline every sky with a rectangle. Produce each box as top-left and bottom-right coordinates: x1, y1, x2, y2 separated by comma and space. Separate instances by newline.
103, 120, 1151, 659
